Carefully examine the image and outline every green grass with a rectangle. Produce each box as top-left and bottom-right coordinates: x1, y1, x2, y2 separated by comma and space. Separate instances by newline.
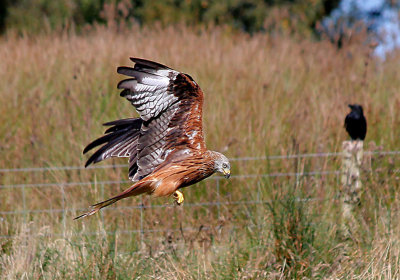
0, 25, 400, 279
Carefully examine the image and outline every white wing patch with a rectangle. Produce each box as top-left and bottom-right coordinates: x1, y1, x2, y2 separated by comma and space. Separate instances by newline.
188, 130, 198, 140
118, 69, 179, 121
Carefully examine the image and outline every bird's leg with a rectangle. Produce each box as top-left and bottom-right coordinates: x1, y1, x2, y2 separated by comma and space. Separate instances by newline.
173, 190, 184, 205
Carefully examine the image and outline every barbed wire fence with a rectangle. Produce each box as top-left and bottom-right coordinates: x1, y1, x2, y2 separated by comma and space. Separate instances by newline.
0, 150, 399, 240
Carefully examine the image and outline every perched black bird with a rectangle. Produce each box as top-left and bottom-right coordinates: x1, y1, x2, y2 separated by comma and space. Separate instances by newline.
344, 104, 367, 140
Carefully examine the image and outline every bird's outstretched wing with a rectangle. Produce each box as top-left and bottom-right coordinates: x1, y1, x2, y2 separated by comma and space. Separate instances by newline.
84, 58, 206, 181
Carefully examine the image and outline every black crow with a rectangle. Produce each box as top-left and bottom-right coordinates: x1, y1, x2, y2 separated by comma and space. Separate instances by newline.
344, 104, 367, 140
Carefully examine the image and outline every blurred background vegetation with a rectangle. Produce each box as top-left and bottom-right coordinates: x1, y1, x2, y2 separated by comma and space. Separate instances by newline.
0, 0, 340, 35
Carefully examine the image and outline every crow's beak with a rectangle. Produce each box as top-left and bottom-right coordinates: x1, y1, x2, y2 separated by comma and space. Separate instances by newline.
223, 168, 231, 179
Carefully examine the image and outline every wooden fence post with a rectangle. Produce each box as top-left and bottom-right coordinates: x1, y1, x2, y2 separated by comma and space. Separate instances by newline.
341, 140, 363, 218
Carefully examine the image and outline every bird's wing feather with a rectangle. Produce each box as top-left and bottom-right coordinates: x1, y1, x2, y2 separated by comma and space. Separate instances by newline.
83, 118, 142, 172
117, 58, 206, 181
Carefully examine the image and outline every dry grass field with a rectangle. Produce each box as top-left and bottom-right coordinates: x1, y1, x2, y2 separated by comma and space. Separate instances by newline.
0, 25, 400, 279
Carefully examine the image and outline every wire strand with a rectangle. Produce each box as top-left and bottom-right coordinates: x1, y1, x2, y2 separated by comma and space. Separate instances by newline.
1, 150, 398, 173
0, 170, 340, 189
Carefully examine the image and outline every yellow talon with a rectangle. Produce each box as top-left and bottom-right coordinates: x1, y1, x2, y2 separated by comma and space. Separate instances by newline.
173, 190, 184, 205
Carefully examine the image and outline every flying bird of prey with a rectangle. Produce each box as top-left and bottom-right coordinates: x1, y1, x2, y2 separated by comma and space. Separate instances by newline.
344, 104, 367, 141
75, 58, 231, 219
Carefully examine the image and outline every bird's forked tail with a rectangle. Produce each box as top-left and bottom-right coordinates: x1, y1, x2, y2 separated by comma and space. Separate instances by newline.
74, 180, 150, 220
74, 196, 121, 220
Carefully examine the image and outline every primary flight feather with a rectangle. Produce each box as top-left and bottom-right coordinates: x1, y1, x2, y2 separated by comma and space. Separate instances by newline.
75, 58, 230, 219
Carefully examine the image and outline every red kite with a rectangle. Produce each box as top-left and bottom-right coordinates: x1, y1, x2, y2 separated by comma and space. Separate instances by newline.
75, 58, 230, 219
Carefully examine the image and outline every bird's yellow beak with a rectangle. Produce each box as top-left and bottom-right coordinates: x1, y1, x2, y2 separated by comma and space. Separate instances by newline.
223, 168, 231, 179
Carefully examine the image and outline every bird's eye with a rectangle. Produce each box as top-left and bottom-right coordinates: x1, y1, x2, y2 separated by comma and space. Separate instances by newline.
222, 163, 227, 168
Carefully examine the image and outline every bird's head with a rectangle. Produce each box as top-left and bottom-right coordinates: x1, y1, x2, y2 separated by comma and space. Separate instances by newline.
348, 104, 364, 114
212, 151, 231, 178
